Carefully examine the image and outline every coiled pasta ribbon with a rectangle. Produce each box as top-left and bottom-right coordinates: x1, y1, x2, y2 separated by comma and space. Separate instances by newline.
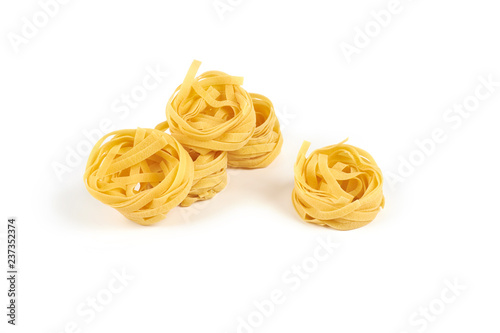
292, 140, 385, 230
166, 60, 256, 154
228, 93, 283, 168
83, 128, 194, 225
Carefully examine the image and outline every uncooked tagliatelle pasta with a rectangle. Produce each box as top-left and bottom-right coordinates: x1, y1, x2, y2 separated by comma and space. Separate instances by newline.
165, 60, 256, 154
83, 60, 286, 225
292, 140, 385, 230
83, 128, 194, 225
228, 93, 283, 168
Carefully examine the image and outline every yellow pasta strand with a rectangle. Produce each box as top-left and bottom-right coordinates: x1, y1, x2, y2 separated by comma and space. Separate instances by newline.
228, 93, 283, 168
83, 128, 194, 225
166, 60, 256, 154
292, 140, 385, 230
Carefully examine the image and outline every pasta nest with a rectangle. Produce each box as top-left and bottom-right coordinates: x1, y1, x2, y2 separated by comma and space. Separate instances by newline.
292, 140, 385, 230
83, 128, 194, 225
166, 60, 256, 154
180, 149, 228, 207
228, 93, 283, 168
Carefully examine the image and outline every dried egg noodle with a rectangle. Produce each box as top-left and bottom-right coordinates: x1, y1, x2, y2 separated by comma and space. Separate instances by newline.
228, 93, 283, 168
83, 60, 288, 225
180, 149, 228, 207
155, 120, 228, 207
292, 140, 385, 230
83, 128, 194, 225
166, 60, 256, 154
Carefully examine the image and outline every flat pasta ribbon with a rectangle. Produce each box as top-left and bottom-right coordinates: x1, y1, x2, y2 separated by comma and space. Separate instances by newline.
166, 60, 256, 154
228, 93, 283, 168
83, 128, 194, 225
292, 140, 385, 230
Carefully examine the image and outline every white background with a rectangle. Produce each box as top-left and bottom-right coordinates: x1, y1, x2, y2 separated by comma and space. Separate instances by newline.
1, 0, 499, 332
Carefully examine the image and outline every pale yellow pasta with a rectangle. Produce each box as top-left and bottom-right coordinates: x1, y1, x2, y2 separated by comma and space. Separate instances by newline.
166, 60, 256, 154
292, 140, 385, 230
83, 128, 194, 225
228, 93, 283, 168
83, 60, 288, 226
